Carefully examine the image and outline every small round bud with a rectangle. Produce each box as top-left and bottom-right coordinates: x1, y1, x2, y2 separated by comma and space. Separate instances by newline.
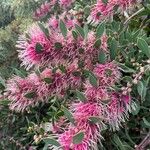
128, 88, 132, 93
133, 79, 138, 84
127, 82, 132, 87
131, 58, 135, 63
147, 59, 150, 64
140, 67, 144, 73
138, 75, 142, 80
39, 135, 42, 139
122, 91, 127, 95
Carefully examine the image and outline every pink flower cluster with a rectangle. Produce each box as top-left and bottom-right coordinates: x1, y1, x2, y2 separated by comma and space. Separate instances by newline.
89, 0, 136, 23
33, 2, 52, 20
16, 24, 108, 70
56, 61, 132, 149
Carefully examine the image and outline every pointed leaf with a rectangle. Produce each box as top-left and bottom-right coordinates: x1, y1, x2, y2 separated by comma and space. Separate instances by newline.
137, 38, 150, 58
73, 132, 84, 144
24, 91, 36, 99
143, 118, 150, 128
59, 20, 67, 37
62, 106, 75, 125
38, 23, 49, 38
89, 73, 98, 87
43, 138, 61, 147
75, 24, 85, 38
96, 22, 105, 38
94, 39, 101, 48
109, 38, 117, 60
35, 43, 43, 54
76, 90, 86, 102
98, 51, 106, 64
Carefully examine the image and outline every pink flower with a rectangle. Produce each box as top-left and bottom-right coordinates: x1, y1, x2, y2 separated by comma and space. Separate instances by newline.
59, 0, 74, 8
101, 34, 108, 52
59, 102, 102, 150
17, 24, 52, 69
33, 2, 51, 20
94, 62, 121, 86
7, 74, 48, 112
84, 83, 110, 102
48, 16, 59, 29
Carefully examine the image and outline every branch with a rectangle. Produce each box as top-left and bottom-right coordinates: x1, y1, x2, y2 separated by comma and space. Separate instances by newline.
135, 132, 150, 150
124, 7, 144, 25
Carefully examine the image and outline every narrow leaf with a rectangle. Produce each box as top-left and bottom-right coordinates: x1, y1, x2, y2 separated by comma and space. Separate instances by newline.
76, 90, 86, 102
73, 132, 84, 144
98, 51, 106, 64
143, 118, 150, 128
137, 38, 150, 58
75, 24, 85, 38
43, 138, 61, 147
96, 22, 105, 38
109, 38, 117, 60
59, 20, 67, 37
38, 23, 49, 38
62, 106, 75, 125
89, 73, 98, 87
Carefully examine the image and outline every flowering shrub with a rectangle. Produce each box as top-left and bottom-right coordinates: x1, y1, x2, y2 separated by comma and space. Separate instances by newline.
0, 0, 150, 150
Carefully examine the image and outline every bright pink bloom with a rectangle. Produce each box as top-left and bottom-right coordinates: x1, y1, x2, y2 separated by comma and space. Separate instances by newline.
94, 62, 121, 86
17, 24, 52, 69
48, 16, 59, 29
7, 74, 49, 112
33, 2, 51, 20
59, 0, 74, 8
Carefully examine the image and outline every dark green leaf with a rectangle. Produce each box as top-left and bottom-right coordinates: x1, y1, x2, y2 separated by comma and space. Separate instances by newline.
43, 138, 61, 147
76, 90, 86, 102
62, 106, 75, 125
109, 38, 117, 60
137, 38, 150, 58
73, 132, 84, 144
94, 39, 101, 48
54, 42, 62, 50
38, 23, 49, 38
98, 51, 106, 64
59, 20, 67, 37
24, 91, 36, 99
89, 73, 98, 87
43, 78, 52, 84
72, 30, 78, 40
96, 22, 105, 38
143, 118, 150, 128
75, 24, 85, 38
89, 116, 103, 124
35, 43, 43, 54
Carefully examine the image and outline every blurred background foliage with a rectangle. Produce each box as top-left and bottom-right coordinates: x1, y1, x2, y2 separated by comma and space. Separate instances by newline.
0, 0, 150, 150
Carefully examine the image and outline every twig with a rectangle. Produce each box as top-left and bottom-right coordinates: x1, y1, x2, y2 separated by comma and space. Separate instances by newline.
135, 132, 150, 150
124, 7, 145, 25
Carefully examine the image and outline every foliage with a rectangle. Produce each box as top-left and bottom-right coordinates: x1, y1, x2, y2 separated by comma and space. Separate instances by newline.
0, 0, 150, 150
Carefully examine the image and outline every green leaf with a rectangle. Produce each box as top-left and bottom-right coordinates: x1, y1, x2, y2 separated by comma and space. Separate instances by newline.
89, 116, 103, 124
76, 90, 86, 102
24, 91, 36, 99
43, 78, 52, 84
137, 81, 147, 101
109, 38, 117, 60
35, 43, 43, 54
102, 0, 108, 4
84, 24, 89, 39
137, 38, 150, 58
73, 132, 84, 144
54, 42, 62, 50
113, 134, 126, 150
89, 73, 98, 87
59, 20, 67, 37
143, 118, 150, 128
75, 24, 85, 38
94, 39, 101, 48
98, 51, 106, 64
118, 63, 135, 73
38, 23, 49, 38
62, 106, 75, 125
43, 138, 61, 147
131, 101, 140, 115
72, 30, 78, 40
96, 22, 105, 38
